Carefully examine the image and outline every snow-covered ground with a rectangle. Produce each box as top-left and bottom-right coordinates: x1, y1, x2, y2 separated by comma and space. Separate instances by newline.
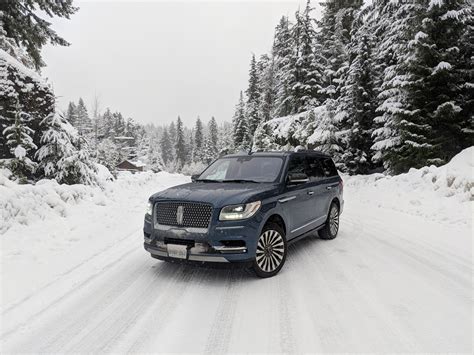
1, 150, 472, 353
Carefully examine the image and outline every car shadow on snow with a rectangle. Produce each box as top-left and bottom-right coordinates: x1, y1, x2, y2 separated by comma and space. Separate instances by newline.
146, 230, 337, 284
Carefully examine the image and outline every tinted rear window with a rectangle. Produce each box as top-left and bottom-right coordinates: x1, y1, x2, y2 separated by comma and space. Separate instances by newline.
306, 156, 325, 181
321, 158, 338, 177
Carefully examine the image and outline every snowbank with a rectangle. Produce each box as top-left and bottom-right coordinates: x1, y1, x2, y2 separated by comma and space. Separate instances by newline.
1, 171, 190, 311
344, 147, 473, 224
0, 170, 187, 234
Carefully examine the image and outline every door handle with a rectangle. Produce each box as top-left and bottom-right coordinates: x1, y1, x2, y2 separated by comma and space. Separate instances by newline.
278, 196, 296, 203
307, 191, 314, 195
326, 186, 333, 190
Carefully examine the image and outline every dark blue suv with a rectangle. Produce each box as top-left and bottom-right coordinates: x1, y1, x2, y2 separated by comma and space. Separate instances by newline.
144, 151, 343, 278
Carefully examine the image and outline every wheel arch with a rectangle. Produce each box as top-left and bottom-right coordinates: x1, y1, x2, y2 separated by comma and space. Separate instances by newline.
324, 196, 341, 218
331, 197, 340, 209
263, 213, 287, 237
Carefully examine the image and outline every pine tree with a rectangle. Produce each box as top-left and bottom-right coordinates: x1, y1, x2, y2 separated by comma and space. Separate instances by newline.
160, 127, 172, 164
257, 54, 276, 123
218, 121, 234, 156
147, 136, 163, 173
112, 111, 125, 137
90, 95, 102, 154
36, 111, 70, 179
35, 110, 97, 185
101, 108, 114, 139
459, 3, 474, 148
2, 103, 37, 182
371, 1, 420, 172
338, 12, 377, 174
75, 98, 92, 136
0, 0, 78, 69
316, 0, 362, 100
245, 54, 261, 137
232, 91, 249, 150
168, 121, 177, 161
0, 12, 35, 69
65, 102, 77, 126
207, 116, 219, 159
97, 138, 120, 171
175, 116, 186, 169
292, 1, 324, 112
422, 0, 473, 165
371, 0, 473, 173
306, 102, 342, 156
58, 136, 98, 185
273, 16, 296, 117
202, 136, 214, 164
193, 116, 204, 162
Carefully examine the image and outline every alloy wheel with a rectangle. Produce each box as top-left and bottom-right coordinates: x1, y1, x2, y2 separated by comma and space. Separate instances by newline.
329, 205, 339, 236
256, 229, 285, 273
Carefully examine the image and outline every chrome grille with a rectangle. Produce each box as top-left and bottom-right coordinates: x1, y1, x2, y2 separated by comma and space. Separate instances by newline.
155, 202, 213, 229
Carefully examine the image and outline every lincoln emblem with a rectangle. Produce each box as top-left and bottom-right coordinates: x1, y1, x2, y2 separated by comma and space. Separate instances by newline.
176, 205, 184, 225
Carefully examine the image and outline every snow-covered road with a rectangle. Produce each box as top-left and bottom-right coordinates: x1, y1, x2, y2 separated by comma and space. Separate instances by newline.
1, 178, 471, 353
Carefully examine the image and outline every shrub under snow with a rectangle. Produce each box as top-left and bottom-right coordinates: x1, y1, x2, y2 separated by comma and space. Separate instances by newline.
0, 170, 187, 234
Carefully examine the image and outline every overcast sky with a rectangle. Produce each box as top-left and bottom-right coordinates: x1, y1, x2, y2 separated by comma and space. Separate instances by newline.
42, 0, 320, 126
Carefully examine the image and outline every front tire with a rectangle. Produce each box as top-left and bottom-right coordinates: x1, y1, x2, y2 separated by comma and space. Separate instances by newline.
318, 202, 340, 240
251, 222, 287, 278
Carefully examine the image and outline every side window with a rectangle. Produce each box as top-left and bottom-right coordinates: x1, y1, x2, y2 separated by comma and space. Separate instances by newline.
321, 158, 338, 177
306, 156, 325, 181
286, 155, 306, 178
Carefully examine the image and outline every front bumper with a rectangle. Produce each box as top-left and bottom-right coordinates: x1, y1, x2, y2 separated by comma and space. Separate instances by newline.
144, 243, 253, 266
143, 210, 263, 263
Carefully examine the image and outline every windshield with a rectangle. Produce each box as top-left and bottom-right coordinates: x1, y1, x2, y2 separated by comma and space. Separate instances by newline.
198, 156, 283, 183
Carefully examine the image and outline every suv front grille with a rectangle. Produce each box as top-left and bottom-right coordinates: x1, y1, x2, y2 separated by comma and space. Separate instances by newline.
155, 202, 213, 229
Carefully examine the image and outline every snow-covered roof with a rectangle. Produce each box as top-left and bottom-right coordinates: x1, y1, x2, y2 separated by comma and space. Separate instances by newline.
130, 161, 146, 168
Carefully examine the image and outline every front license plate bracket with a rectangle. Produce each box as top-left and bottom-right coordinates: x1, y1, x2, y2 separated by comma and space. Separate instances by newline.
167, 244, 188, 259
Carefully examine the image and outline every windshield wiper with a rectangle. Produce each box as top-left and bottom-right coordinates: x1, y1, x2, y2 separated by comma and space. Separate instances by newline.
221, 179, 261, 183
195, 179, 222, 183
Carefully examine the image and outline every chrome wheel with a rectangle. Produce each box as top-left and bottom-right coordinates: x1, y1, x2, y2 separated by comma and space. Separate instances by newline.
256, 230, 285, 273
329, 205, 339, 236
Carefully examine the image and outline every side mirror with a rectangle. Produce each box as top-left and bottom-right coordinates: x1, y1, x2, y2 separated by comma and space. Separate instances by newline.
191, 174, 200, 182
287, 173, 309, 185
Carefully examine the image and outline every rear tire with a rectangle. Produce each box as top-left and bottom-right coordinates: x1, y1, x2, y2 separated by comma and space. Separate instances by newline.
318, 202, 339, 240
251, 222, 287, 278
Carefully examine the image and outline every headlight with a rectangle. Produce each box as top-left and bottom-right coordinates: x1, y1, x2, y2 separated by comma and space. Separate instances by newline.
146, 201, 153, 216
219, 201, 261, 221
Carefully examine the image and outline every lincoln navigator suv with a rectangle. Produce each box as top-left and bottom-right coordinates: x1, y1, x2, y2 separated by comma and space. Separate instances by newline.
143, 150, 343, 278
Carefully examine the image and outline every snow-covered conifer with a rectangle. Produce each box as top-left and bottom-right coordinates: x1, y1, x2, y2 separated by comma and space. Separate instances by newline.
273, 16, 296, 117
1, 1, 77, 69
65, 102, 78, 126
257, 55, 276, 123
75, 98, 92, 136
35, 110, 98, 185
316, 0, 362, 100
292, 1, 324, 112
232, 91, 249, 150
160, 127, 172, 164
175, 116, 186, 169
207, 116, 219, 159
2, 103, 37, 182
96, 138, 120, 171
245, 54, 261, 137
338, 13, 377, 174
193, 117, 204, 162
